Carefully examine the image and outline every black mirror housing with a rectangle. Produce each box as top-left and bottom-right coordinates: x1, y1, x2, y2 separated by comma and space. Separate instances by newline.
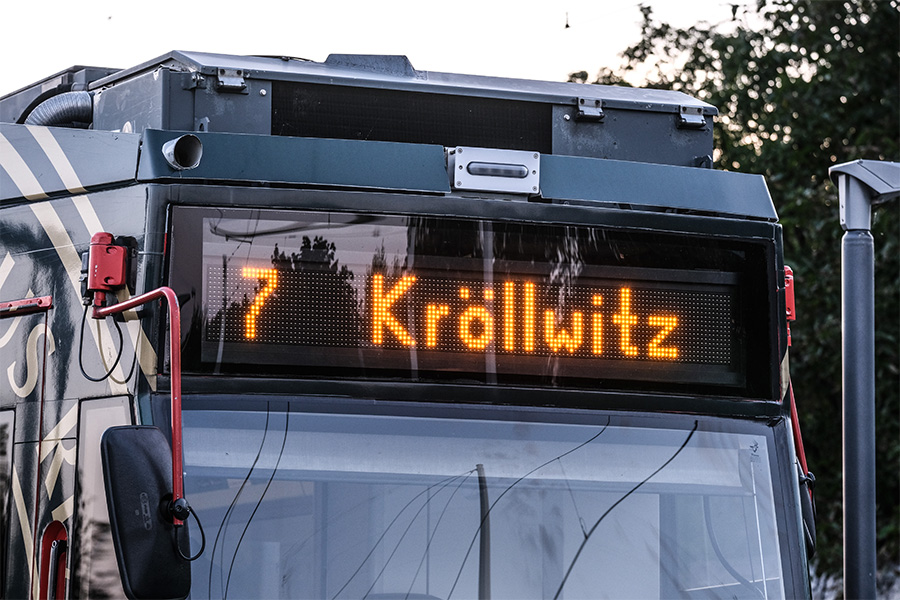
101, 426, 191, 600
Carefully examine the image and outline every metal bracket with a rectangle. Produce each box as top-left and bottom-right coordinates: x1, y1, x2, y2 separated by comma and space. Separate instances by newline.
784, 265, 796, 347
182, 72, 205, 90
693, 154, 714, 169
575, 98, 604, 122
215, 68, 248, 93
448, 146, 540, 195
830, 160, 900, 230
677, 106, 707, 130
0, 296, 53, 319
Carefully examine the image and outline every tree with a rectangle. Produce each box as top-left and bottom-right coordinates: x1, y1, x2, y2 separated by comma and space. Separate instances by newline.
575, 0, 899, 574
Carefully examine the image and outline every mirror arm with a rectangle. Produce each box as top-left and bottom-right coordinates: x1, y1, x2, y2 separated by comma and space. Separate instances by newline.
93, 286, 186, 526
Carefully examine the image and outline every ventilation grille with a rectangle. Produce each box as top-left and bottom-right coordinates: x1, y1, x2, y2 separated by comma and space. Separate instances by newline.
272, 81, 552, 153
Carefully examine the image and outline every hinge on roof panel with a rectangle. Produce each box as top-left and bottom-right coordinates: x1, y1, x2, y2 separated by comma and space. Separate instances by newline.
215, 68, 248, 93
575, 98, 604, 122
183, 72, 205, 90
677, 106, 707, 130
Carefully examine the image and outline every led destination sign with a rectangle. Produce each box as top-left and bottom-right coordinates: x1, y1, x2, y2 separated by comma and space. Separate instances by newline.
188, 210, 762, 390
211, 269, 733, 367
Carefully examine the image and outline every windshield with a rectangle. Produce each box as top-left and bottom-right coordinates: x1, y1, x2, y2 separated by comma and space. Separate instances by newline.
183, 404, 785, 599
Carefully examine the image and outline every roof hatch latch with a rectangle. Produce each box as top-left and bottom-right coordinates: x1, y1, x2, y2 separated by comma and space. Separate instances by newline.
677, 106, 707, 130
575, 97, 604, 122
215, 68, 248, 93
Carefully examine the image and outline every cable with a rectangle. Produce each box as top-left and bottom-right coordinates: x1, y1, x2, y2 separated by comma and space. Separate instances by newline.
552, 421, 699, 600
404, 472, 473, 599
362, 473, 472, 599
209, 406, 272, 599
78, 303, 125, 382
447, 419, 610, 599
224, 410, 289, 599
174, 505, 207, 561
331, 470, 474, 600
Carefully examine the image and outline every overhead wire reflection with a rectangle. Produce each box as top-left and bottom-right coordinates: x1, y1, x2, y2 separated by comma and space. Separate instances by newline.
446, 419, 611, 599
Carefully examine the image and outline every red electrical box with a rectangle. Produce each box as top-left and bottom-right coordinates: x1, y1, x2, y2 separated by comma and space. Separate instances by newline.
86, 232, 127, 303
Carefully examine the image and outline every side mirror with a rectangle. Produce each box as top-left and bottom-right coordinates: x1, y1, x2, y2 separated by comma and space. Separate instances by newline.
101, 426, 191, 600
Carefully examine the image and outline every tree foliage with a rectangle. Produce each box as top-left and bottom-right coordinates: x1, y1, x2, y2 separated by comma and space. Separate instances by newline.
575, 0, 899, 574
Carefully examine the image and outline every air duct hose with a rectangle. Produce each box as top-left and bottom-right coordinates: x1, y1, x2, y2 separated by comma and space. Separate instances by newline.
25, 91, 93, 126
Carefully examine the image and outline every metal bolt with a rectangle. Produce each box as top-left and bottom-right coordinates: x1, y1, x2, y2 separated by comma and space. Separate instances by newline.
532, 186, 538, 192
533, 153, 538, 159
259, 89, 267, 97
456, 181, 462, 186
459, 165, 463, 170
564, 114, 571, 121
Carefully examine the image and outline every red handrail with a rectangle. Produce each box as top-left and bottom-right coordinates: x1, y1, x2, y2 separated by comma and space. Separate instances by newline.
93, 287, 185, 526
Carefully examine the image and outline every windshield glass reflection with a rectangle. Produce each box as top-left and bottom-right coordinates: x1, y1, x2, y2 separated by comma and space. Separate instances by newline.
183, 406, 785, 599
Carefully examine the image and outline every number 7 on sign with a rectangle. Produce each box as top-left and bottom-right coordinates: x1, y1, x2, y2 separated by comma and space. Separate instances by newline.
241, 267, 277, 339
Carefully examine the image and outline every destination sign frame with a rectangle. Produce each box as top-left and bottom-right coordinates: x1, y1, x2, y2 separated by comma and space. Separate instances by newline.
170, 207, 771, 393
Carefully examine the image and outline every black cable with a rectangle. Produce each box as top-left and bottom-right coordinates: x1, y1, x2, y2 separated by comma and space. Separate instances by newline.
174, 506, 207, 561
78, 303, 125, 382
109, 324, 138, 385
404, 472, 473, 599
362, 473, 472, 599
331, 470, 474, 600
447, 420, 610, 599
552, 421, 699, 600
224, 410, 289, 599
210, 406, 272, 599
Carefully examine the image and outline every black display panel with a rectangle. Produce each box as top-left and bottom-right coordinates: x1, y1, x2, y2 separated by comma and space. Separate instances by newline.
271, 82, 552, 153
172, 208, 773, 394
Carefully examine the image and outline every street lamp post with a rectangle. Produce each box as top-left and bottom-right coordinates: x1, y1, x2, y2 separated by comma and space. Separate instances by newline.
828, 160, 899, 600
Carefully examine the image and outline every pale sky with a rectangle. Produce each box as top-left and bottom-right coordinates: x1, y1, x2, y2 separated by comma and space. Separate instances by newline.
2, 0, 736, 97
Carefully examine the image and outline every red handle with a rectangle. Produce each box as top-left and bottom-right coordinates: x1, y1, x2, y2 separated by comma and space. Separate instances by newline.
93, 287, 185, 525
